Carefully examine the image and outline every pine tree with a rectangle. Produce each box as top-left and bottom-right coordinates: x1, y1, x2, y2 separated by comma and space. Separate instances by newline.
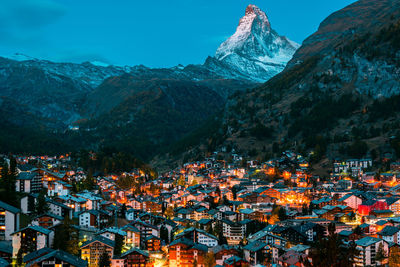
71, 182, 78, 193
164, 206, 174, 218
160, 225, 169, 244
278, 207, 287, 221
389, 246, 400, 267
304, 223, 359, 267
218, 230, 227, 245
119, 204, 127, 218
232, 186, 238, 200
177, 176, 186, 186
34, 191, 49, 216
114, 233, 124, 255
375, 243, 386, 264
0, 158, 18, 206
0, 163, 9, 202
53, 217, 79, 255
204, 252, 216, 267
82, 171, 96, 190
257, 249, 266, 265
16, 247, 23, 266
99, 251, 111, 267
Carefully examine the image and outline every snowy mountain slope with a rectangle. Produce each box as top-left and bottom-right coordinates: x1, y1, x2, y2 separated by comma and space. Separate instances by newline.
2, 53, 133, 88
205, 4, 299, 82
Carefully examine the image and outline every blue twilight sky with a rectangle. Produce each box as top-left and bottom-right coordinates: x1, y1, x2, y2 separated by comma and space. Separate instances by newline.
0, 0, 356, 67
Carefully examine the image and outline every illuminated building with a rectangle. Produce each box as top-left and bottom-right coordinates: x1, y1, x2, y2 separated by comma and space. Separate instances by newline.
11, 225, 53, 258
120, 247, 150, 267
24, 249, 88, 267
168, 237, 208, 267
144, 235, 161, 251
32, 213, 63, 229
0, 201, 20, 241
81, 236, 114, 267
355, 237, 388, 267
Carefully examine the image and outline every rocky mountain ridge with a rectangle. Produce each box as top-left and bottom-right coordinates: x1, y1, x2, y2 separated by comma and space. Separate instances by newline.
0, 4, 299, 161
205, 4, 299, 82
167, 0, 400, 171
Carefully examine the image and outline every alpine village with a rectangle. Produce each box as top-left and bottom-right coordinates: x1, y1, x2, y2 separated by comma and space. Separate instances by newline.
1, 1, 400, 267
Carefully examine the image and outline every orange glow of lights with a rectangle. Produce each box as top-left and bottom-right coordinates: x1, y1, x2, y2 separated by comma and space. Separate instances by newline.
283, 171, 291, 179
267, 168, 275, 175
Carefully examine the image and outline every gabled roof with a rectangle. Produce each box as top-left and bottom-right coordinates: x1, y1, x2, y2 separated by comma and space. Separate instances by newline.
120, 247, 149, 258
338, 194, 357, 202
292, 222, 318, 234
12, 225, 51, 235
278, 250, 305, 265
169, 237, 208, 252
175, 227, 218, 241
221, 219, 237, 226
311, 196, 332, 205
0, 200, 20, 214
169, 237, 196, 247
208, 209, 218, 216
289, 244, 311, 253
58, 195, 86, 203
98, 227, 127, 236
197, 218, 213, 225
224, 211, 236, 216
0, 257, 9, 267
76, 192, 102, 201
224, 256, 246, 265
211, 244, 238, 254
23, 247, 54, 263
16, 172, 36, 180
130, 219, 158, 230
243, 241, 266, 252
0, 242, 12, 255
17, 164, 36, 172
376, 220, 389, 226
78, 209, 108, 217
378, 226, 400, 236
26, 249, 87, 267
163, 218, 177, 227
338, 230, 353, 237
239, 208, 254, 215
46, 198, 72, 210
54, 180, 73, 188
176, 208, 191, 215
81, 236, 115, 248
386, 197, 400, 206
313, 209, 328, 215
33, 212, 63, 221
356, 236, 381, 247
254, 186, 269, 194
121, 225, 140, 233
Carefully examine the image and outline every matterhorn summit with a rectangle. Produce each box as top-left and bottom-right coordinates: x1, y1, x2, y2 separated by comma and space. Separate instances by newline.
205, 4, 299, 82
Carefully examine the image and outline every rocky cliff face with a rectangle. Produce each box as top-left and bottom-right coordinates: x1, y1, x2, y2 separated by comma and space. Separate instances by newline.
288, 0, 400, 67
283, 0, 400, 98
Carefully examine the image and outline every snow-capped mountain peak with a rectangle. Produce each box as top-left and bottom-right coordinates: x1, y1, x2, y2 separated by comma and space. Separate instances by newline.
209, 4, 299, 82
